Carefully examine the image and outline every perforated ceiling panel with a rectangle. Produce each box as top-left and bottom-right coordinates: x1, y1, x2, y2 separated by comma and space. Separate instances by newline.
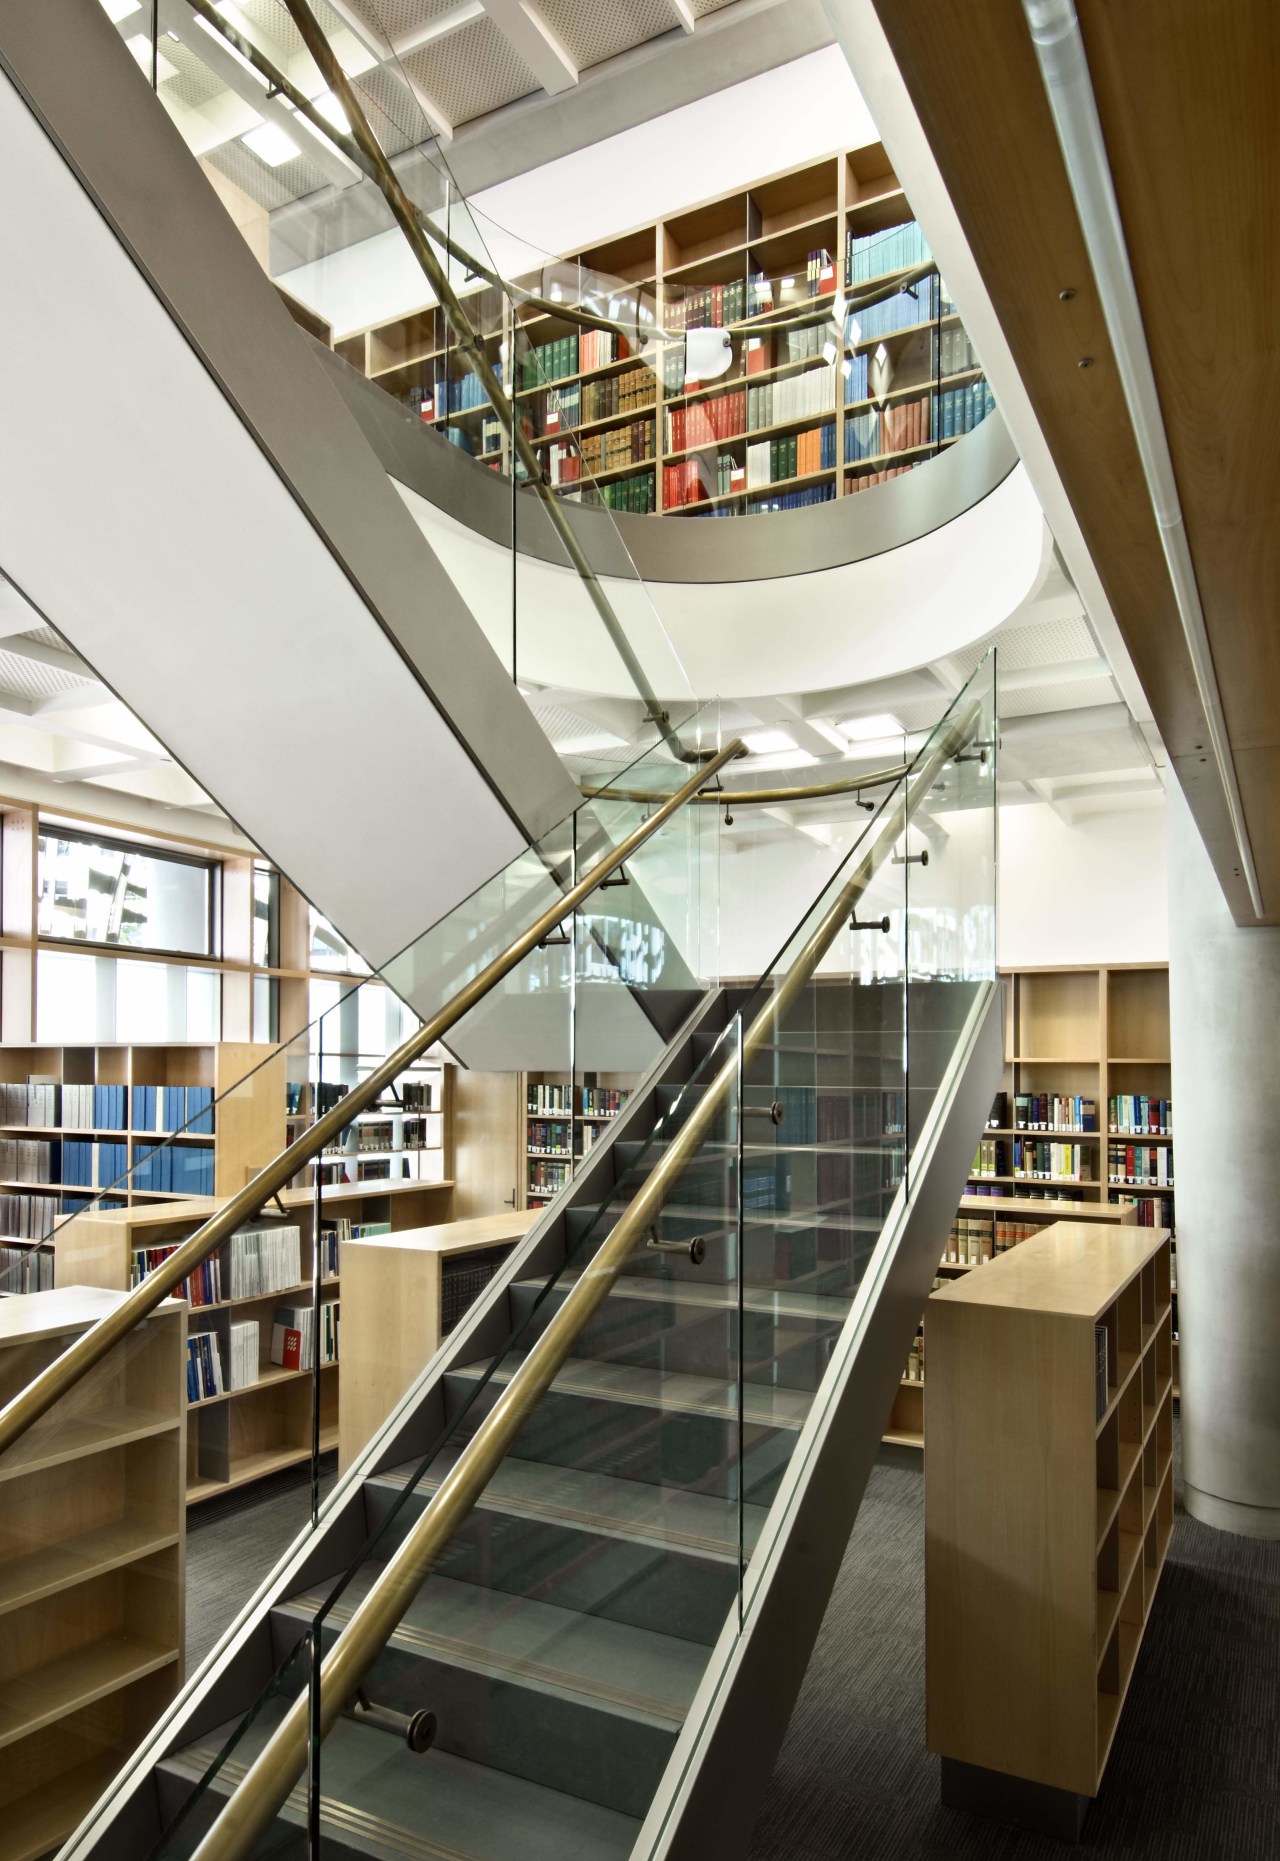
354, 62, 426, 158
535, 0, 679, 70
158, 36, 226, 112
0, 650, 95, 701
235, 0, 349, 62
690, 0, 740, 15
404, 16, 540, 126
947, 614, 1098, 679
206, 140, 330, 211
347, 0, 477, 38
999, 675, 1119, 719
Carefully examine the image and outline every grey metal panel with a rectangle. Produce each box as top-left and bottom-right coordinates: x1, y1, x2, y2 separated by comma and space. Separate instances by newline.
635, 979, 1004, 1861
0, 0, 577, 853
318, 343, 1017, 584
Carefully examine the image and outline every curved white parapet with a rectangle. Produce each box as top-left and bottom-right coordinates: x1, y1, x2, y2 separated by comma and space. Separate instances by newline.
394, 458, 1050, 701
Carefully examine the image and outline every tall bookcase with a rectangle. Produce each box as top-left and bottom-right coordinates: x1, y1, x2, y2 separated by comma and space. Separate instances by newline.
330, 143, 993, 517
0, 1285, 185, 1861
886, 963, 1177, 1449
523, 1070, 635, 1209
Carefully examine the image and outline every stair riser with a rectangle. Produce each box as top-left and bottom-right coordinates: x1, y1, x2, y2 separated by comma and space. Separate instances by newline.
443, 1377, 794, 1506
270, 1620, 677, 1821
509, 1285, 840, 1393
568, 1215, 881, 1287
362, 1485, 738, 1643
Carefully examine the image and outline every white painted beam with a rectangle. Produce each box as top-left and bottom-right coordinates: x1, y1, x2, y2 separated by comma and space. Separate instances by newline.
481, 0, 577, 94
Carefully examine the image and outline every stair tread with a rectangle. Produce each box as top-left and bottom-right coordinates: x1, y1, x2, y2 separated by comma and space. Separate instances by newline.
372, 1446, 768, 1561
284, 1571, 703, 1728
522, 1272, 853, 1322
455, 1352, 813, 1431
163, 1712, 639, 1861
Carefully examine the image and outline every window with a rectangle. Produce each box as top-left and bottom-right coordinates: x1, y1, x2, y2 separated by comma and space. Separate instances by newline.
38, 830, 213, 956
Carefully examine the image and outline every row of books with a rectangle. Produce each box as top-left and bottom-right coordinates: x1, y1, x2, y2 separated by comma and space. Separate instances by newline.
846, 219, 930, 288
528, 1084, 572, 1114
528, 1160, 571, 1198
746, 427, 835, 488
132, 1244, 222, 1305
940, 380, 994, 439
1108, 1145, 1174, 1187
1013, 1139, 1093, 1182
527, 1121, 572, 1156
60, 1140, 128, 1189
850, 273, 943, 342
664, 457, 739, 506
741, 482, 836, 515
904, 1325, 925, 1383
664, 277, 749, 332
804, 247, 838, 298
520, 332, 603, 391
965, 1182, 1087, 1203
1109, 1096, 1172, 1135
0, 1244, 53, 1293
441, 1249, 508, 1333
0, 1192, 59, 1240
747, 368, 838, 433
131, 1086, 214, 1134
940, 326, 980, 377
0, 1081, 60, 1126
1014, 1093, 1099, 1133
574, 473, 655, 513
970, 1137, 1004, 1178
187, 1330, 228, 1402
228, 1224, 303, 1301
845, 396, 931, 462
545, 369, 655, 430
273, 1300, 339, 1372
580, 420, 654, 475
845, 464, 914, 495
0, 1137, 60, 1184
665, 389, 747, 452
582, 1086, 629, 1117
133, 1144, 215, 1196
946, 1216, 993, 1265
1111, 1192, 1174, 1229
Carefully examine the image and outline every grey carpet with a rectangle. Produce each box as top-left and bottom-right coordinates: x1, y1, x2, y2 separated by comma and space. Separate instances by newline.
747, 1427, 1280, 1859
183, 1433, 1280, 1857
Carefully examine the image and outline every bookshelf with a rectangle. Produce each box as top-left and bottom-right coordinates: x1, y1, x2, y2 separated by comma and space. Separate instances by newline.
0, 1042, 285, 1287
329, 143, 994, 516
925, 1223, 1174, 1827
338, 1209, 535, 1472
54, 1180, 452, 1504
0, 1284, 185, 1861
523, 1072, 634, 1208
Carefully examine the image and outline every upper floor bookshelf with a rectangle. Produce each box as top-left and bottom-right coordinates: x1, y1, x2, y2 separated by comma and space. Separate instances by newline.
326, 144, 994, 519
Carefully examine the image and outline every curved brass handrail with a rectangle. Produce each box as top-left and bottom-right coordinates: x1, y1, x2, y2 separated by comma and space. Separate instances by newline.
580, 758, 912, 807
0, 739, 744, 1461
186, 700, 979, 1861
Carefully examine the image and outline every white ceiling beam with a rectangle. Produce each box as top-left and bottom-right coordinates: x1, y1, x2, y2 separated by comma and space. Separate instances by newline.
997, 654, 1113, 694
670, 0, 697, 30
748, 695, 846, 760
395, 1, 484, 55
0, 632, 92, 679
51, 753, 172, 784
318, 0, 456, 141
31, 685, 118, 716
481, 0, 577, 94
0, 694, 168, 763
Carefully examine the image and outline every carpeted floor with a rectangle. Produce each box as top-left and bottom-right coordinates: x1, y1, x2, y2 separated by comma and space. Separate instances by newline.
185, 1429, 1280, 1856
747, 1433, 1280, 1859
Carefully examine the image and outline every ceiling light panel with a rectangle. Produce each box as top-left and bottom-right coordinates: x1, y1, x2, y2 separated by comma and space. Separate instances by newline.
742, 727, 797, 755
838, 712, 904, 742
241, 119, 302, 164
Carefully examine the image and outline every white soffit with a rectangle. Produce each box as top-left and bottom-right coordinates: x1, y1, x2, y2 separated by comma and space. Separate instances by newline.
393, 460, 1048, 700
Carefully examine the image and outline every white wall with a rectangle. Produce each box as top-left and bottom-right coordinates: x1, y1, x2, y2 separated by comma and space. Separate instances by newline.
998, 799, 1168, 967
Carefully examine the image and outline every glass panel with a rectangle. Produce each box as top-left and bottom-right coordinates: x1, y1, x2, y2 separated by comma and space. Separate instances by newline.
904, 649, 998, 1170
37, 830, 212, 954
34, 951, 222, 1044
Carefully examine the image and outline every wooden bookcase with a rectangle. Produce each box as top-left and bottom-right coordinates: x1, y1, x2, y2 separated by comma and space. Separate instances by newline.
0, 1285, 185, 1861
338, 1209, 535, 1472
331, 142, 993, 517
925, 1222, 1174, 1823
523, 1070, 634, 1209
54, 1180, 453, 1504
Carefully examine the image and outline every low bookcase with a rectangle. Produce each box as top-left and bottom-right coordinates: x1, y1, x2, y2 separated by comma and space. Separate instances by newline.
925, 1222, 1174, 1835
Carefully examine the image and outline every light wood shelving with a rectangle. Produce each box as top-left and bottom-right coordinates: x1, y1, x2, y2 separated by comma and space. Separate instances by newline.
329, 143, 992, 516
0, 1284, 185, 1861
523, 1072, 634, 1208
925, 1222, 1174, 1821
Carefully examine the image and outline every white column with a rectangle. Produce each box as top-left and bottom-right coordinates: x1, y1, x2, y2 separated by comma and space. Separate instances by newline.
1168, 775, 1280, 1536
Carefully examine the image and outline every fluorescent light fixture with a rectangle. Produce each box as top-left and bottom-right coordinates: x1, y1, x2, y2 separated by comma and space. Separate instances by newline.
125, 33, 178, 80
742, 727, 797, 756
100, 0, 141, 21
780, 276, 795, 290
241, 121, 301, 166
838, 712, 904, 743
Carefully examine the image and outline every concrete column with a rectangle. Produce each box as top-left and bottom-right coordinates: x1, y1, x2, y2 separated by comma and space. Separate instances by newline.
1168, 775, 1280, 1536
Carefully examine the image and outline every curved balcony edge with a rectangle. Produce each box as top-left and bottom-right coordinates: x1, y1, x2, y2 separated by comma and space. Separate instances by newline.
316, 338, 1018, 587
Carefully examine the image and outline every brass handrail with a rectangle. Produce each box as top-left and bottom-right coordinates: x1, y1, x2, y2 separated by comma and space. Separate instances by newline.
186, 699, 979, 1861
0, 739, 744, 1461
580, 758, 912, 807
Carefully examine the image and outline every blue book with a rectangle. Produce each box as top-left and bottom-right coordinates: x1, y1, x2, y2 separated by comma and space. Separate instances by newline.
187, 1087, 214, 1136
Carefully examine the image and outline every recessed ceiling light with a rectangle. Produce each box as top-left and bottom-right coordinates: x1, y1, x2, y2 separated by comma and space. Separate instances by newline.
838, 712, 905, 742
100, 0, 141, 22
125, 32, 178, 80
309, 88, 348, 131
742, 727, 797, 755
241, 121, 301, 166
